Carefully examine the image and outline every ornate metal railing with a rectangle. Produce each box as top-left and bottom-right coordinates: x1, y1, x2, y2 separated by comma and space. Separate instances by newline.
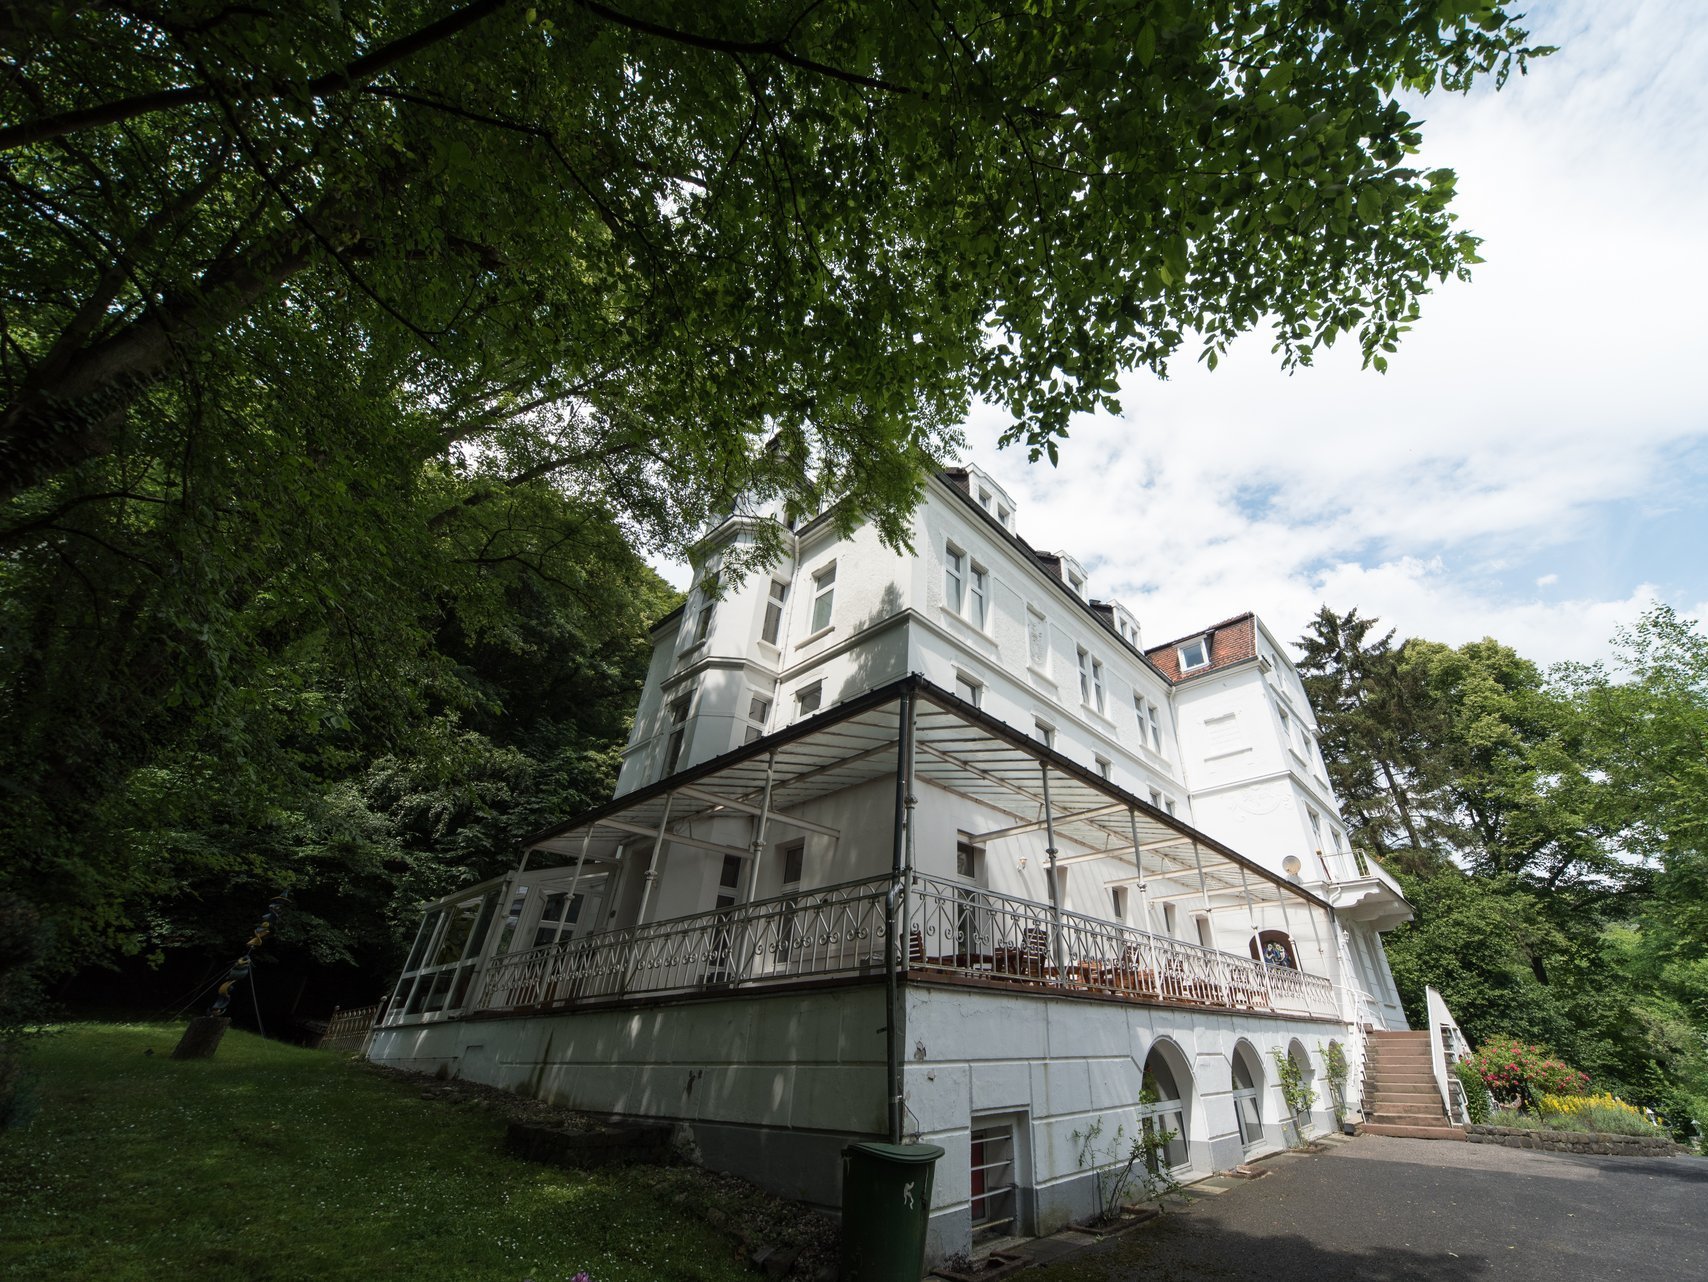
907, 873, 1339, 1020
461, 872, 1340, 1021
477, 874, 894, 1012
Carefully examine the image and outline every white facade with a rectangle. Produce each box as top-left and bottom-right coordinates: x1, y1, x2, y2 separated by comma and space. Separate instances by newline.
370, 463, 1414, 1264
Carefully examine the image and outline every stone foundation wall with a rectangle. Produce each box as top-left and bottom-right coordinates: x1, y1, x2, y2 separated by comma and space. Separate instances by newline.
1465, 1124, 1681, 1157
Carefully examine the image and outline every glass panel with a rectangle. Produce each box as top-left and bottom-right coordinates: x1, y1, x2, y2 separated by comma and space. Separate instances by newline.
432, 901, 479, 966
448, 963, 477, 1011
420, 969, 455, 1014
405, 909, 443, 972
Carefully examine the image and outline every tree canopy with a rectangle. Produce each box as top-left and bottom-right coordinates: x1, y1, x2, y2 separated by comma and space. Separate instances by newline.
3, 1, 1545, 546
1304, 604, 1708, 1137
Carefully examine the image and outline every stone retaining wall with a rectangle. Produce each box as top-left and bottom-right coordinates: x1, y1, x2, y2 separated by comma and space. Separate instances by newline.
1465, 1124, 1680, 1157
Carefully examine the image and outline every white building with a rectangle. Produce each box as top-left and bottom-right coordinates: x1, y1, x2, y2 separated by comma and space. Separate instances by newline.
369, 464, 1415, 1262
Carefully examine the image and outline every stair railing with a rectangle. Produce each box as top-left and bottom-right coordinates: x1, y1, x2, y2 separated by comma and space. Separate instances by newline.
1424, 985, 1473, 1125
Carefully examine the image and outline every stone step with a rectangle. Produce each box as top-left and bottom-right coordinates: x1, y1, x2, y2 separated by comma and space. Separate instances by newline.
1367, 1047, 1433, 1062
1357, 1122, 1466, 1141
1368, 1031, 1431, 1042
1366, 1088, 1443, 1104
1366, 1074, 1438, 1090
1368, 1100, 1448, 1118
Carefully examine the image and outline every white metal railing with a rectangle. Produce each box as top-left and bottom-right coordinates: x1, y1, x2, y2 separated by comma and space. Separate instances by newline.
1425, 985, 1474, 1124
442, 872, 1343, 1021
477, 874, 893, 1011
907, 874, 1339, 1021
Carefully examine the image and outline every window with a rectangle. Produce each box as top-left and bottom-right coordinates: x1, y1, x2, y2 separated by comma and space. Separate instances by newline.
1164, 796, 1177, 816
809, 563, 836, 632
1195, 915, 1213, 949
968, 563, 988, 628
969, 1120, 1018, 1234
945, 545, 965, 612
1111, 886, 1128, 921
1307, 808, 1323, 849
955, 673, 982, 707
1068, 569, 1086, 597
1178, 636, 1210, 670
996, 504, 1013, 530
1027, 608, 1048, 666
691, 572, 718, 645
1277, 704, 1291, 740
955, 835, 979, 879
978, 486, 993, 511
1232, 1047, 1263, 1152
1034, 718, 1055, 748
1162, 901, 1178, 938
1148, 702, 1163, 752
1149, 787, 1163, 808
1046, 864, 1069, 908
1095, 755, 1112, 780
796, 681, 823, 715
781, 840, 805, 887
761, 579, 787, 645
1091, 658, 1105, 713
1077, 647, 1091, 703
663, 690, 692, 774
745, 693, 771, 744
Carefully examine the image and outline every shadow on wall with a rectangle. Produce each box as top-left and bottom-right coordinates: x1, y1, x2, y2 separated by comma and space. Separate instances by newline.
836, 582, 907, 706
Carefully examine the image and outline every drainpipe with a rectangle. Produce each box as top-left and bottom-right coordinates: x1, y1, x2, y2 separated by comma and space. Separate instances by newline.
562, 828, 595, 937
1126, 807, 1150, 932
886, 691, 915, 1143
1041, 765, 1066, 980
1237, 859, 1276, 1010
743, 751, 779, 904
636, 793, 675, 925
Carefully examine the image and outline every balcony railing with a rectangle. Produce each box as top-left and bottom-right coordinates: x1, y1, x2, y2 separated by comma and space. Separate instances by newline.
907, 873, 1338, 1021
444, 873, 1339, 1023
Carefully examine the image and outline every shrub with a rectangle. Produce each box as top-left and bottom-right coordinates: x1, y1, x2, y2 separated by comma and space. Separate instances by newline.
0, 894, 53, 1129
1466, 1034, 1588, 1111
1453, 1060, 1491, 1125
1537, 1092, 1664, 1137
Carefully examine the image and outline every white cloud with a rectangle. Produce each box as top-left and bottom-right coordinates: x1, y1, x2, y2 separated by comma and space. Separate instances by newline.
954, 0, 1708, 666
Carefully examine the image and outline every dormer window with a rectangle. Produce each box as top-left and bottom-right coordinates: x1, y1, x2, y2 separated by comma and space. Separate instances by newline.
977, 487, 993, 511
1178, 637, 1210, 671
997, 504, 1012, 530
1067, 570, 1086, 597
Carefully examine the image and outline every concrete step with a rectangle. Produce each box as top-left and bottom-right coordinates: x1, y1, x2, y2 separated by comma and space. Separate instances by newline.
1368, 1030, 1431, 1040
1367, 1108, 1450, 1125
1367, 1048, 1433, 1063
1357, 1122, 1466, 1141
1368, 1100, 1448, 1118
1366, 1075, 1438, 1090
1366, 1089, 1443, 1104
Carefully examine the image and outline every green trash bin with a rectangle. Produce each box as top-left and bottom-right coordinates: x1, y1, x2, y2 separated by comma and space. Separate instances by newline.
839, 1140, 944, 1282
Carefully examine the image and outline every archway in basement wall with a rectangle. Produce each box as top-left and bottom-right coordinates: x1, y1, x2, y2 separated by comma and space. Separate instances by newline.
1230, 1039, 1265, 1154
1140, 1037, 1194, 1172
1285, 1038, 1316, 1140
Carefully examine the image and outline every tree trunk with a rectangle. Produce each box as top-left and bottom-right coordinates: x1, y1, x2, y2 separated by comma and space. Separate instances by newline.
170, 1015, 230, 1060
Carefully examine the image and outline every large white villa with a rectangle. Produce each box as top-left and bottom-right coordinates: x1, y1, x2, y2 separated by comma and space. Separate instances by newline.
368, 463, 1416, 1262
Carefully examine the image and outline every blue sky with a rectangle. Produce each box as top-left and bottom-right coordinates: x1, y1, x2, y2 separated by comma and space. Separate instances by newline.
958, 0, 1708, 664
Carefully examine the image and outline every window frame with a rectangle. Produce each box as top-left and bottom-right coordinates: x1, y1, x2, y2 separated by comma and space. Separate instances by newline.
809, 562, 836, 633
761, 579, 788, 646
1178, 636, 1211, 671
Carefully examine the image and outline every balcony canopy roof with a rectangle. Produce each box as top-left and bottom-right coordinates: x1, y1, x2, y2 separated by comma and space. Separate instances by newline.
523, 676, 1336, 915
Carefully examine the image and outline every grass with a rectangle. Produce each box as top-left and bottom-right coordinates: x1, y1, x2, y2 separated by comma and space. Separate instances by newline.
1489, 1105, 1665, 1137
0, 1023, 762, 1282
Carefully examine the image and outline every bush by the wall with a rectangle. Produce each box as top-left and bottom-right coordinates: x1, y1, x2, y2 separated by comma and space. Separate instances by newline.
1453, 1059, 1491, 1125
1467, 1034, 1587, 1111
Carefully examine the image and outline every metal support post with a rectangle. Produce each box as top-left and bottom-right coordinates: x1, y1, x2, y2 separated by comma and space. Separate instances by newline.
636, 793, 674, 924
1041, 764, 1067, 979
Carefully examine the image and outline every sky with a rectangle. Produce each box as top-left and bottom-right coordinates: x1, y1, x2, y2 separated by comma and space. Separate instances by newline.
661, 1, 1708, 667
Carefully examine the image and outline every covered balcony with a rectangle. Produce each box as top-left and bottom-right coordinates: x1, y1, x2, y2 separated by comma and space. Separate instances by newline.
382, 676, 1347, 1031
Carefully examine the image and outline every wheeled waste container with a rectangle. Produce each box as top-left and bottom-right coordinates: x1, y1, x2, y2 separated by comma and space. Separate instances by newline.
839, 1140, 944, 1281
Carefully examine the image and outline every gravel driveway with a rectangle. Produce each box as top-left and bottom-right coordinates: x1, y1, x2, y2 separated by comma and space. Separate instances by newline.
1024, 1135, 1708, 1282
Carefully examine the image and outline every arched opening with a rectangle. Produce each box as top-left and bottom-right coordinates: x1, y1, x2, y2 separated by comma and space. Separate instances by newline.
1285, 1038, 1316, 1137
1249, 929, 1297, 969
1140, 1040, 1193, 1172
1230, 1040, 1265, 1153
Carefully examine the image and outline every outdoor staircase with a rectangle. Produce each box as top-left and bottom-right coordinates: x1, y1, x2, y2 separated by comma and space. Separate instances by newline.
1356, 1030, 1466, 1141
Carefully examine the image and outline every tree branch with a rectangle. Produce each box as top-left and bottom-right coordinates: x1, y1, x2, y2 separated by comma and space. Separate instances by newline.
0, 0, 511, 153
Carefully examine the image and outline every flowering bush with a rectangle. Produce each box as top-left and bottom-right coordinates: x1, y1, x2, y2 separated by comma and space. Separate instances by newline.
1536, 1092, 1662, 1136
1466, 1035, 1588, 1111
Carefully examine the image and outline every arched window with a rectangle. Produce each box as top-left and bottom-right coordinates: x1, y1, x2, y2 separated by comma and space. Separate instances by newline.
1140, 1043, 1192, 1171
1231, 1041, 1264, 1152
1249, 929, 1297, 969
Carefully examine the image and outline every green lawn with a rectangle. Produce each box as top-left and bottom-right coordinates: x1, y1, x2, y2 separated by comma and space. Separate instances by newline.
0, 1023, 759, 1282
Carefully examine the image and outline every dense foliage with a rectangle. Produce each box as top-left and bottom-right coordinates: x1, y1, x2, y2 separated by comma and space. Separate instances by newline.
0, 5, 1548, 1013
1301, 605, 1708, 1142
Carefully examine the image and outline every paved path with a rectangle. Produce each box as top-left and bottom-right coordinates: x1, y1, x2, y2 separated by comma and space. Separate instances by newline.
1024, 1135, 1708, 1282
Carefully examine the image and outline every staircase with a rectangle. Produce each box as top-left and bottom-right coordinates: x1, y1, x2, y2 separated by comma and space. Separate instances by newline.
1356, 1030, 1466, 1140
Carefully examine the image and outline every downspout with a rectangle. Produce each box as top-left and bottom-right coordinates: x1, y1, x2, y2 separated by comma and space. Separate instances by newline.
743, 750, 779, 903
1237, 859, 1276, 1010
636, 793, 675, 925
886, 691, 915, 1143
563, 828, 595, 936
1041, 764, 1066, 979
